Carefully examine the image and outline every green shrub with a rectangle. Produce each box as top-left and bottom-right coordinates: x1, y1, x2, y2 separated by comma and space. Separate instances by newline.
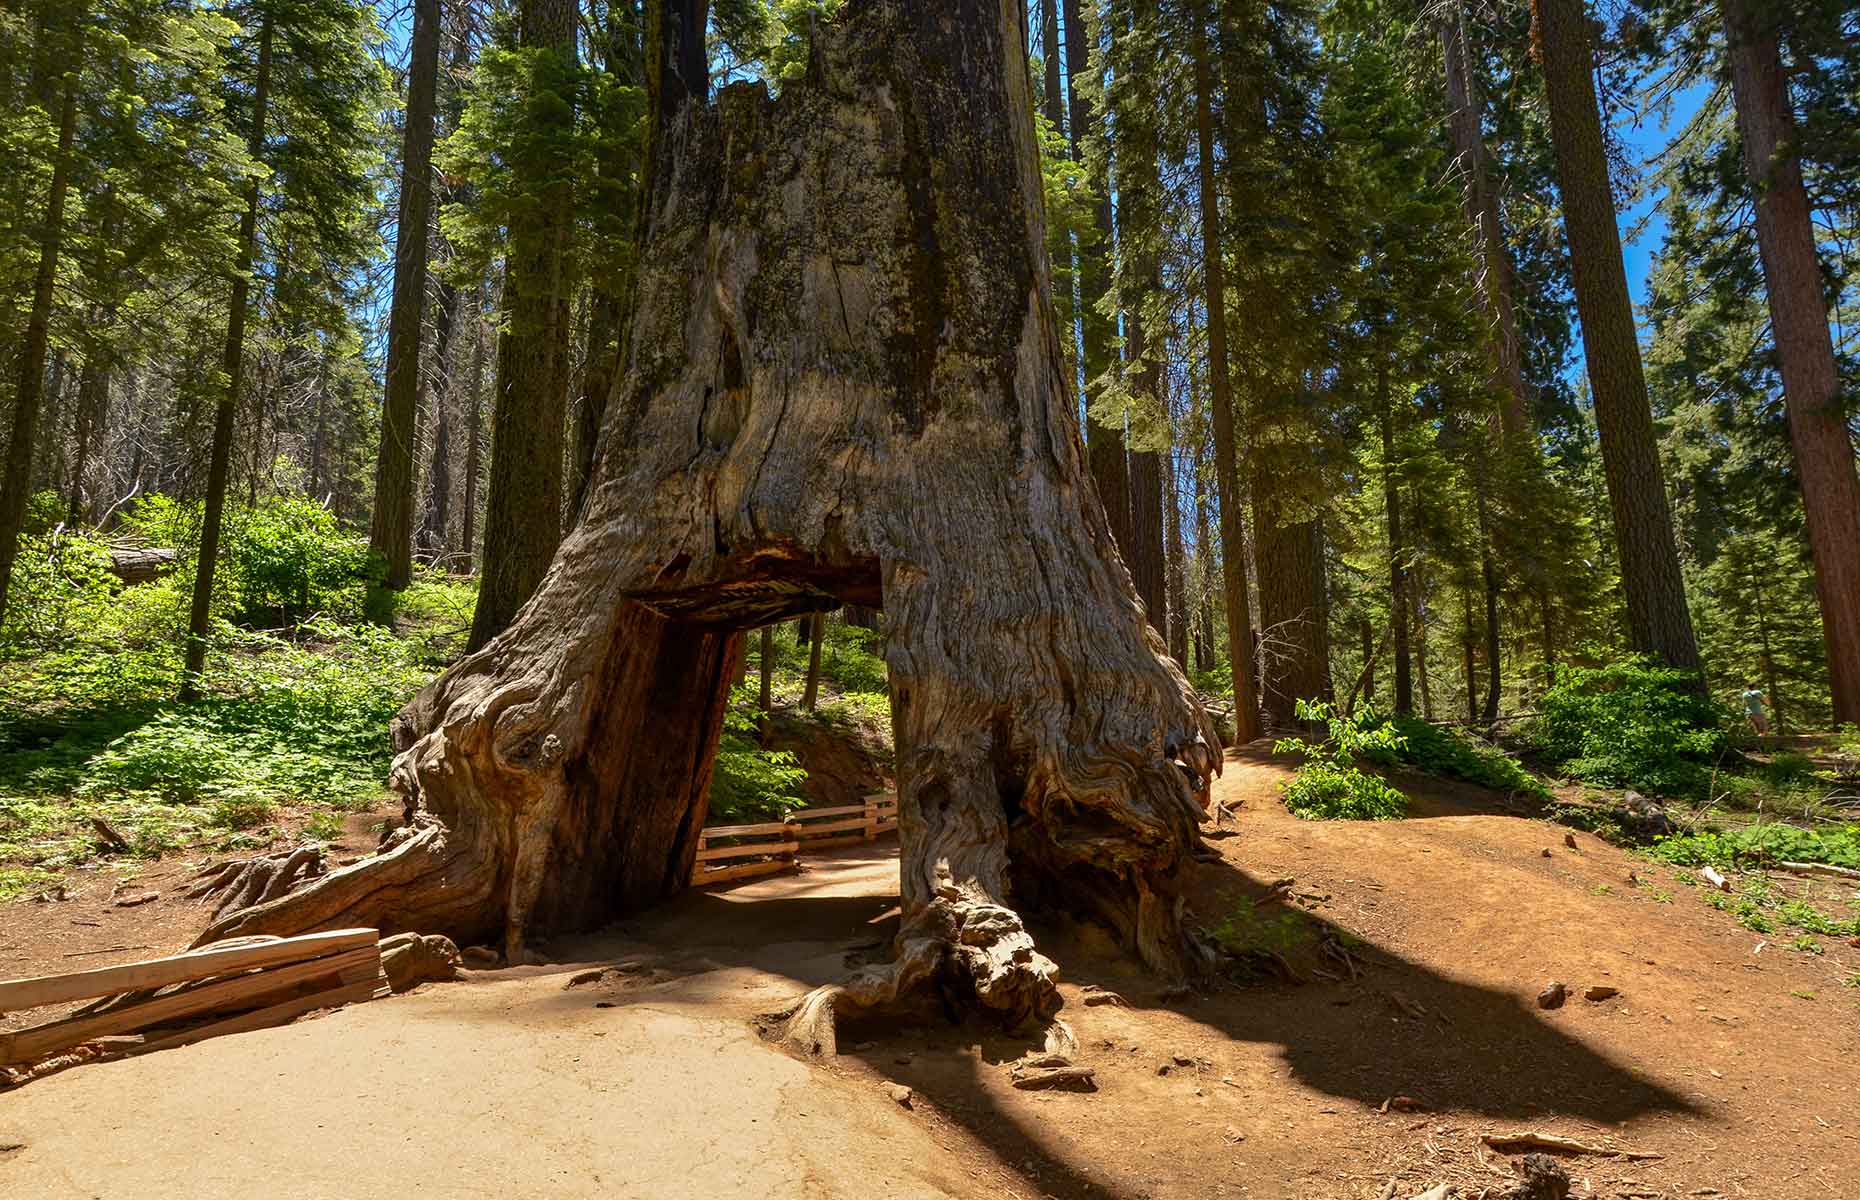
1648, 822, 1860, 871
708, 688, 809, 823
1370, 716, 1551, 799
1276, 700, 1409, 820
1517, 659, 1727, 797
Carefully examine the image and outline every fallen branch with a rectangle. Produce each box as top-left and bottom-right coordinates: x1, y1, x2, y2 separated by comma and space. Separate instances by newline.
1480, 1131, 1663, 1161
1699, 866, 1731, 892
1775, 860, 1860, 882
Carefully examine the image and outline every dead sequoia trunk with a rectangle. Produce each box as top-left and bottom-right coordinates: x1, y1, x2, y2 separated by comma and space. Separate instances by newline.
197, 0, 1219, 1044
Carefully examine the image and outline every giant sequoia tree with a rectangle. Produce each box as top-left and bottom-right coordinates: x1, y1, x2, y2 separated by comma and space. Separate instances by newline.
194, 0, 1219, 1046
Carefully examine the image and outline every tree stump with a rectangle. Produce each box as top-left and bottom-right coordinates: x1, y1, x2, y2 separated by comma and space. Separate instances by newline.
195, 0, 1218, 1040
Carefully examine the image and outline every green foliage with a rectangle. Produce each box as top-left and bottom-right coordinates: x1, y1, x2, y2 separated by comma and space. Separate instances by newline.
1370, 715, 1551, 799
1275, 700, 1409, 820
1648, 823, 1860, 871
1519, 660, 1728, 797
708, 687, 809, 824
1208, 894, 1315, 966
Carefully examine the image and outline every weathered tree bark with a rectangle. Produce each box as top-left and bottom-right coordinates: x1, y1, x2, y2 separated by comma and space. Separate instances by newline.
1532, 0, 1701, 672
1163, 442, 1190, 667
183, 11, 272, 699
0, 45, 79, 622
1039, 0, 1063, 131
1192, 11, 1262, 742
199, 0, 1218, 1050
1721, 0, 1860, 726
369, 0, 442, 594
1439, 5, 1528, 440
467, 0, 578, 649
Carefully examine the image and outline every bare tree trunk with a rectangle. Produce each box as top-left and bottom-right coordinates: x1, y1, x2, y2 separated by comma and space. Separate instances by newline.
1721, 0, 1860, 726
1254, 501, 1328, 729
369, 0, 442, 594
1532, 0, 1700, 672
801, 612, 825, 709
462, 281, 488, 570
1412, 562, 1435, 718
467, 0, 578, 650
1379, 350, 1413, 715
758, 624, 774, 711
183, 12, 272, 699
0, 46, 78, 621
199, 0, 1218, 1051
1163, 442, 1189, 667
1440, 5, 1528, 440
1192, 11, 1261, 742
1477, 477, 1501, 724
1039, 0, 1063, 131
66, 359, 106, 528
418, 276, 461, 561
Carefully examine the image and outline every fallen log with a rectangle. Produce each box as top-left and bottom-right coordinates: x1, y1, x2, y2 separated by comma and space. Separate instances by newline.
106, 546, 177, 585
1480, 1131, 1662, 1161
1776, 860, 1860, 882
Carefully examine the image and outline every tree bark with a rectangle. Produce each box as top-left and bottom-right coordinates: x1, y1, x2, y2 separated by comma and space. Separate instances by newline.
1039, 0, 1063, 132
1532, 0, 1701, 672
467, 0, 579, 649
199, 0, 1219, 1049
0, 48, 79, 622
1163, 438, 1189, 667
1721, 0, 1860, 726
1254, 500, 1328, 729
369, 0, 442, 594
183, 11, 272, 699
1192, 10, 1261, 742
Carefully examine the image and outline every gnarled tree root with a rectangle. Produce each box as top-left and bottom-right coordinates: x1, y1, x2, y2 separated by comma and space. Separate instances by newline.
187, 845, 327, 917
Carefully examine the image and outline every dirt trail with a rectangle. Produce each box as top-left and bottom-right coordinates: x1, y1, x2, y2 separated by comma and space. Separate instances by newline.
3, 748, 1857, 1199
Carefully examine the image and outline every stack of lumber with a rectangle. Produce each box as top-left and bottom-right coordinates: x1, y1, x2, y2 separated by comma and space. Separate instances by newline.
0, 928, 386, 1079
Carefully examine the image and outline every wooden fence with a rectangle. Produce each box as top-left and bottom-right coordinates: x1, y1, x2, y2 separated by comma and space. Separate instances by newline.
693, 793, 898, 887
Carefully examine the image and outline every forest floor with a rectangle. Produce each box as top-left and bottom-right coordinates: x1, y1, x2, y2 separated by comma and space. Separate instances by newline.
2, 745, 1857, 1199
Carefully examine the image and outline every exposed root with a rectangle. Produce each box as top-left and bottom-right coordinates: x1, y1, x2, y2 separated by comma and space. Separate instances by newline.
187, 846, 327, 917
767, 869, 1064, 1056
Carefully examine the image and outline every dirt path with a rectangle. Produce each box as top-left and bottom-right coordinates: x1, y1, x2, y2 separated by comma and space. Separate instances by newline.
3, 749, 1856, 1198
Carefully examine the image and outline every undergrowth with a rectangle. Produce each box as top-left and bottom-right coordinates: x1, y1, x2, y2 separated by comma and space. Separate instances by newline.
1276, 700, 1409, 820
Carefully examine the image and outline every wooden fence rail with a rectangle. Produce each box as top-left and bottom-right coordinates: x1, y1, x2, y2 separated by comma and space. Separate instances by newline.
693, 793, 898, 887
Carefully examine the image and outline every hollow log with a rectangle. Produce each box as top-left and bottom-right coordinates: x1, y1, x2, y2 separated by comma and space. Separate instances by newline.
198, 0, 1218, 1037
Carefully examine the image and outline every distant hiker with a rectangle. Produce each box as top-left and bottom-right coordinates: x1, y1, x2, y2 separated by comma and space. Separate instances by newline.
1740, 684, 1769, 736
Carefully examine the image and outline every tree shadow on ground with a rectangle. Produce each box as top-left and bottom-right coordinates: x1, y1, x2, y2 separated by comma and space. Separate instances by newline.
515, 840, 1700, 1200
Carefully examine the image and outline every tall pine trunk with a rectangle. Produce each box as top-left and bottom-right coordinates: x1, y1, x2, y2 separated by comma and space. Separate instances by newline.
1379, 347, 1413, 715
1532, 0, 1700, 671
183, 12, 272, 698
1063, 0, 1131, 560
1721, 0, 1860, 726
462, 280, 488, 569
1440, 6, 1528, 439
0, 45, 79, 622
1193, 9, 1261, 742
417, 276, 461, 561
368, 0, 442, 595
467, 0, 578, 649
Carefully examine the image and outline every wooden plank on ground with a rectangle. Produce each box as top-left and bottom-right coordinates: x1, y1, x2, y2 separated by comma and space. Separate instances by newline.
793, 817, 870, 836
0, 945, 378, 1066
0, 928, 379, 1015
701, 820, 794, 839
694, 839, 798, 862
695, 859, 797, 886
131, 976, 381, 1058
